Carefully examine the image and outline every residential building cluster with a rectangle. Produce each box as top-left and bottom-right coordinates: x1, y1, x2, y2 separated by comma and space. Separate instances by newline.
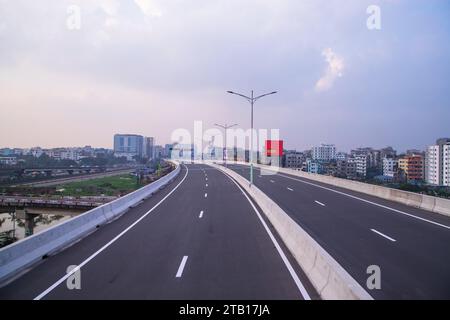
0, 133, 168, 166
282, 138, 450, 187
0, 146, 110, 164
3, 135, 449, 188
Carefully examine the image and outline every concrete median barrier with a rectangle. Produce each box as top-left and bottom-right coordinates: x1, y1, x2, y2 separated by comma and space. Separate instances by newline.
0, 162, 180, 284
210, 162, 373, 300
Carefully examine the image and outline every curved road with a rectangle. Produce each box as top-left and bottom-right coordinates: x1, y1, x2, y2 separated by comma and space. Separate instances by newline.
226, 164, 450, 300
0, 164, 316, 300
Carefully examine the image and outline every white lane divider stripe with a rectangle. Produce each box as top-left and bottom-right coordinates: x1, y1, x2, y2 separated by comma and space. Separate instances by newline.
315, 200, 325, 207
219, 169, 311, 300
204, 193, 208, 198
176, 256, 189, 278
34, 164, 190, 300
287, 187, 294, 192
199, 211, 204, 218
270, 180, 275, 183
371, 229, 396, 242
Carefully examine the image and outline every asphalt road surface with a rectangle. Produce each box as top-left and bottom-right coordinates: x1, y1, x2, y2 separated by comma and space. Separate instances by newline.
226, 164, 450, 300
0, 164, 317, 300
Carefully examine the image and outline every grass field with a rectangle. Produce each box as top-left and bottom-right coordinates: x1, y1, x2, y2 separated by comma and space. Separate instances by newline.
57, 174, 140, 197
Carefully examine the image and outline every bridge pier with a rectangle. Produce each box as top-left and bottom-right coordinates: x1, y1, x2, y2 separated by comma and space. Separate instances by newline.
16, 209, 40, 237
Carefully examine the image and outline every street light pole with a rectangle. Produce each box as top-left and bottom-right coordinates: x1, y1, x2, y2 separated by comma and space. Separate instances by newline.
250, 90, 254, 186
227, 90, 277, 187
215, 123, 238, 167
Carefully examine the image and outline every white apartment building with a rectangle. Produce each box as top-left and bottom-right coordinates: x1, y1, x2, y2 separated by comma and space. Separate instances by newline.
312, 144, 336, 162
444, 144, 450, 186
383, 157, 398, 177
426, 138, 450, 186
426, 145, 440, 185
60, 149, 80, 161
354, 154, 369, 178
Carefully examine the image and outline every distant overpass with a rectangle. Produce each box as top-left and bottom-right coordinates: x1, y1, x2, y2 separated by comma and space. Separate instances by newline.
0, 195, 117, 212
0, 166, 109, 176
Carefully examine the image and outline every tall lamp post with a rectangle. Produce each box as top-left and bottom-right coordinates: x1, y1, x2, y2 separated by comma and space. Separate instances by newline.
227, 90, 277, 187
215, 123, 238, 167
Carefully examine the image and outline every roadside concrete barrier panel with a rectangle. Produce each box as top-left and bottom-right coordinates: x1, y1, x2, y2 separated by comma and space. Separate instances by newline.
228, 161, 450, 218
434, 197, 450, 216
420, 195, 436, 212
209, 162, 372, 300
0, 162, 180, 283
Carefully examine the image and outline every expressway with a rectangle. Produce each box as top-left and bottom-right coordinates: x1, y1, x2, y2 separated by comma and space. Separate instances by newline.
0, 164, 316, 300
225, 164, 450, 300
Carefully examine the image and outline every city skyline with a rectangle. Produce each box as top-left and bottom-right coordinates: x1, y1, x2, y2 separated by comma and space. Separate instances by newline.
0, 134, 448, 155
1, 1, 449, 153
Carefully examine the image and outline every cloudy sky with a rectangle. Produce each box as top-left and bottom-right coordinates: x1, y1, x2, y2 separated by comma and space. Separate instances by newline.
0, 0, 449, 152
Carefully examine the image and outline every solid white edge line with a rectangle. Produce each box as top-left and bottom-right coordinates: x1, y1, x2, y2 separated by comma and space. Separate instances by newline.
219, 169, 311, 300
33, 164, 190, 300
315, 201, 326, 207
275, 173, 450, 230
371, 229, 397, 242
176, 256, 189, 278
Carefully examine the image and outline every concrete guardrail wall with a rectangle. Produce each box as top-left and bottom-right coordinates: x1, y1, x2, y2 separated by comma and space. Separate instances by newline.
0, 162, 180, 284
211, 163, 373, 300
231, 161, 450, 217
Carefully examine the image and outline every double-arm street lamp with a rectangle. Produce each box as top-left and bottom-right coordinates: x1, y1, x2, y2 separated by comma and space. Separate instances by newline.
214, 123, 238, 167
227, 90, 277, 187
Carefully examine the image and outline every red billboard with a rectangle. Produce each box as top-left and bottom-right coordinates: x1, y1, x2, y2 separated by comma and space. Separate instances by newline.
265, 140, 283, 157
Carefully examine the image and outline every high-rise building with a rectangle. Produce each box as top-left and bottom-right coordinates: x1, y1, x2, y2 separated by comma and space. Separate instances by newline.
113, 134, 144, 160
404, 155, 424, 182
383, 158, 398, 177
425, 138, 450, 186
143, 137, 155, 159
312, 144, 336, 162
336, 159, 357, 179
354, 154, 369, 178
444, 144, 450, 186
284, 151, 304, 168
426, 145, 440, 185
